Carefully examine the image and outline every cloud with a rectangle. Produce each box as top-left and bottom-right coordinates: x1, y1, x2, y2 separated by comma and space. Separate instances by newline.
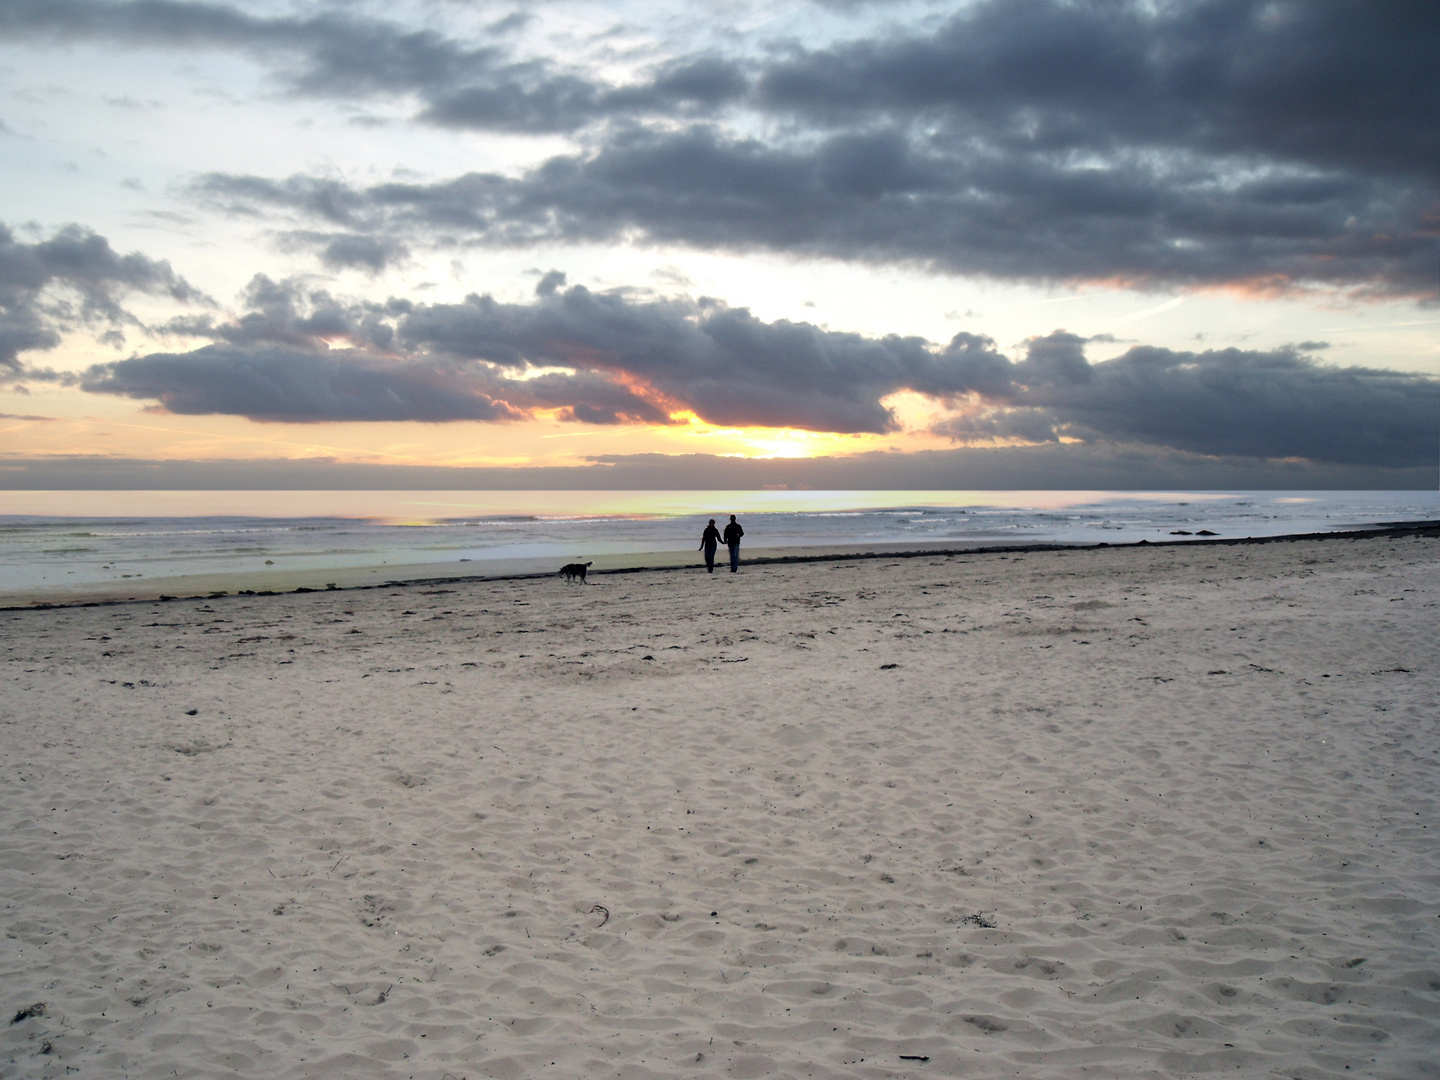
395, 286, 1016, 433
154, 273, 397, 351
11, 0, 1436, 177
932, 332, 1440, 468
15, 0, 1432, 293
87, 276, 680, 425
0, 0, 745, 134
576, 444, 1438, 492
765, 1, 1440, 185
79, 276, 1440, 468
85, 276, 997, 431
0, 221, 204, 378
534, 269, 567, 297
81, 344, 532, 423
0, 0, 505, 97
2, 446, 1432, 492
198, 111, 1436, 294
26, 0, 1430, 174
80, 340, 682, 426
279, 231, 410, 273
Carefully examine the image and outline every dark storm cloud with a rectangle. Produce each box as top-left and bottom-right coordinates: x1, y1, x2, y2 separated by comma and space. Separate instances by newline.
85, 276, 682, 425
0, 222, 203, 377
0, 0, 746, 134
199, 120, 1435, 293
81, 344, 531, 423
317, 234, 407, 273
931, 332, 1440, 469
278, 231, 410, 273
12, 0, 1435, 291
80, 277, 1440, 468
85, 277, 1002, 431
9, 0, 1435, 172
758, 0, 1440, 183
595, 0, 1439, 293
742, 0, 1440, 285
393, 285, 1006, 433
80, 340, 677, 426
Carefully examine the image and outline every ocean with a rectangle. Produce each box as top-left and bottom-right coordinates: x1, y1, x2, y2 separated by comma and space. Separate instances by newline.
1, 489, 1435, 604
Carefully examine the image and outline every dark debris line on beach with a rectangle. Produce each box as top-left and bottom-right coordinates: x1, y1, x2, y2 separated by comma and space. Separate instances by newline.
5, 521, 1439, 613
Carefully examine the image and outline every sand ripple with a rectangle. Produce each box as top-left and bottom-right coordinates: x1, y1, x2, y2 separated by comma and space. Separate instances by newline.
2, 536, 1438, 1078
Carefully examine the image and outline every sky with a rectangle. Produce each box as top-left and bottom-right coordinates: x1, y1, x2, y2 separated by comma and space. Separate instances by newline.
0, 0, 1437, 490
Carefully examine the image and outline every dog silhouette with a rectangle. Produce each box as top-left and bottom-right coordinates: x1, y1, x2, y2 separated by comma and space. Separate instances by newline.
559, 561, 593, 583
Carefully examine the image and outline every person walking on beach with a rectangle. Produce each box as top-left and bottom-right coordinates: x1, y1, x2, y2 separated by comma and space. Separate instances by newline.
723, 514, 744, 573
699, 518, 722, 573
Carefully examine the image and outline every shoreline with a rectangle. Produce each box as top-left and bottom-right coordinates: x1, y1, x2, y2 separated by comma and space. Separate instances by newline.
7, 518, 1439, 611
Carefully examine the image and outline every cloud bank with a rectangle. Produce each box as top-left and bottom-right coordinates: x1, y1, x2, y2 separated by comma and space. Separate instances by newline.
79, 275, 1439, 469
85, 275, 995, 431
8, 0, 1432, 292
934, 332, 1437, 468
2, 447, 1432, 493
169, 0, 1440, 295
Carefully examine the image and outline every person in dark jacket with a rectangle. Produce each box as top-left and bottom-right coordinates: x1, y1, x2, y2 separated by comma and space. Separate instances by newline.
699, 518, 721, 572
722, 515, 744, 572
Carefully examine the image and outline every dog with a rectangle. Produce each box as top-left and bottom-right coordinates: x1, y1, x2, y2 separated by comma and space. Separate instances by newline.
559, 561, 593, 584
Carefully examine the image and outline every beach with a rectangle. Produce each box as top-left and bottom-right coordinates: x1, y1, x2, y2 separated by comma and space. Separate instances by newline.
2, 531, 1437, 1079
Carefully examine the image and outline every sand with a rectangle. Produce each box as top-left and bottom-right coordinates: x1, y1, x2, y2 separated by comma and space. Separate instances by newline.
1, 533, 1437, 1079
0, 540, 989, 610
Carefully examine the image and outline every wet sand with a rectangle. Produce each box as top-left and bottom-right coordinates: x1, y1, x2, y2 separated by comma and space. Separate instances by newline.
0, 540, 1064, 611
2, 530, 1438, 1078
0, 541, 985, 610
